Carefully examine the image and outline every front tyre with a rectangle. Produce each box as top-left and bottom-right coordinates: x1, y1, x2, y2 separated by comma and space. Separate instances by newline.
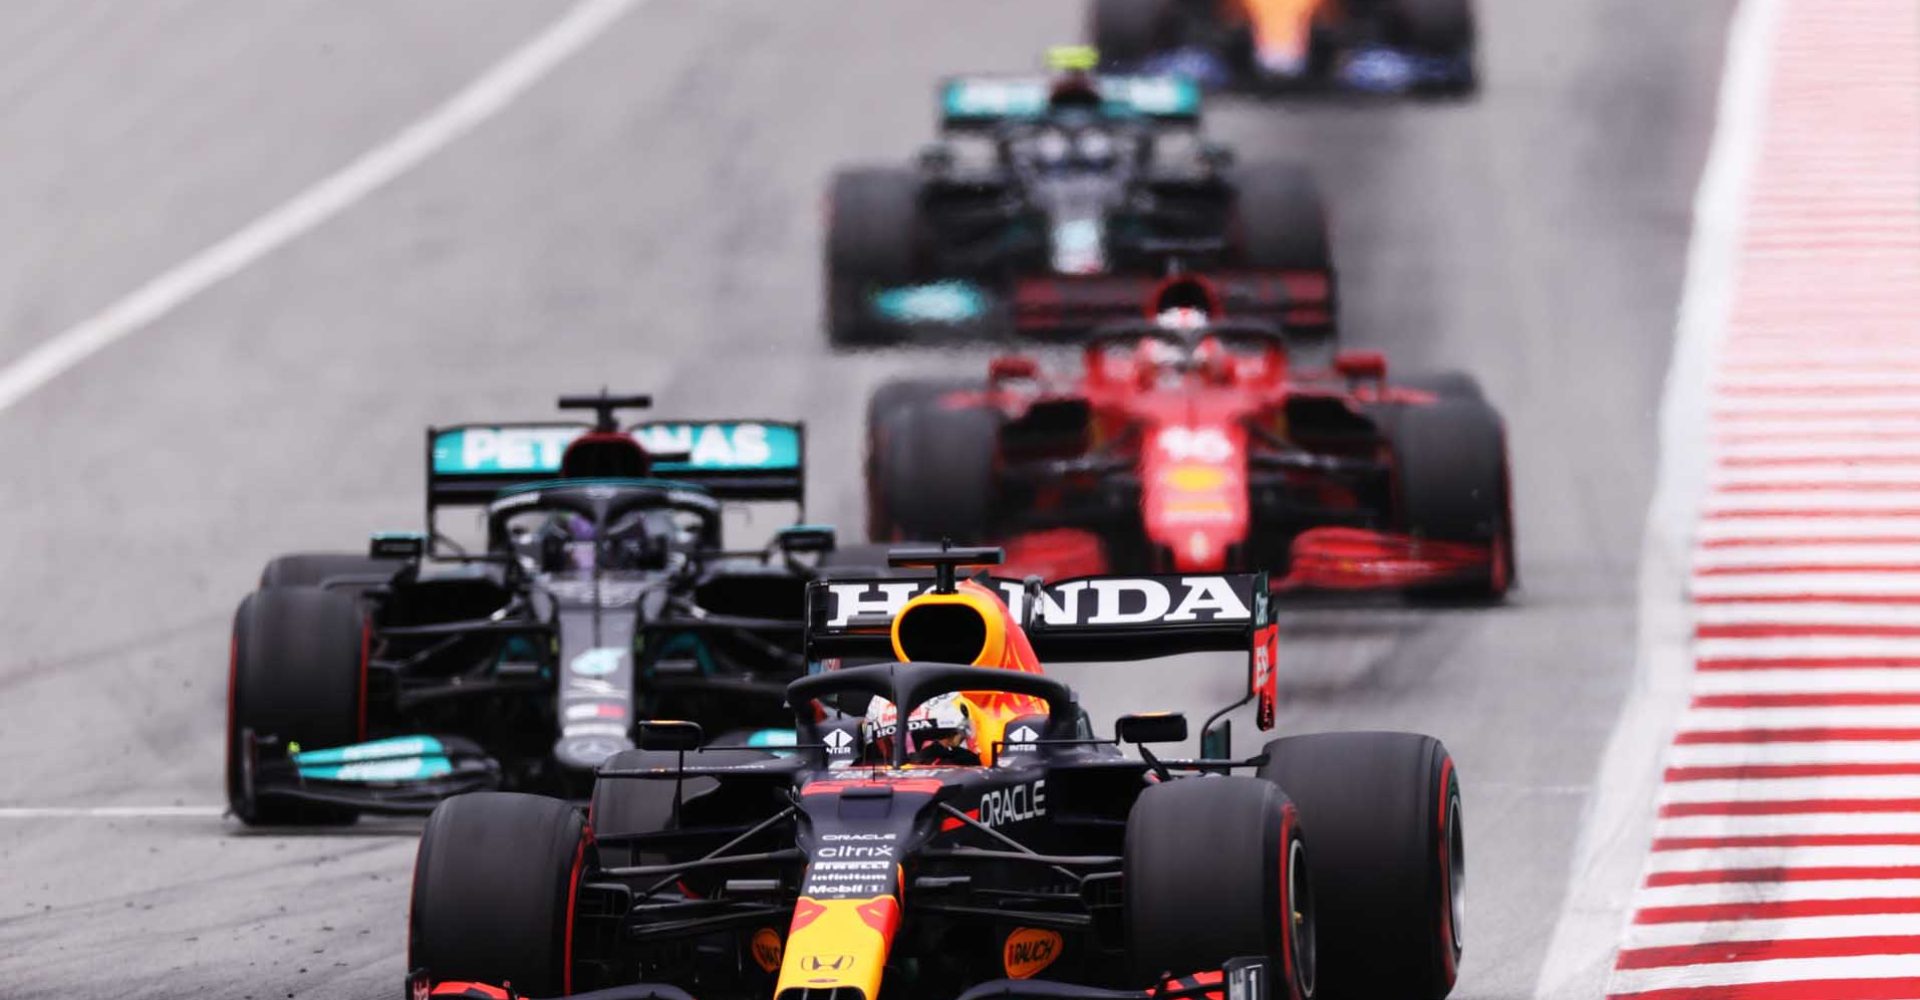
226, 586, 365, 826
1090, 0, 1177, 66
1378, 397, 1513, 601
825, 167, 923, 348
410, 792, 586, 997
1125, 777, 1315, 1000
868, 398, 1000, 543
1259, 732, 1463, 999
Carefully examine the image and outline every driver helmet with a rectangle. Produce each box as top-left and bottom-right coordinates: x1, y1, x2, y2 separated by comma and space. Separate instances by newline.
863, 692, 980, 766
1154, 306, 1210, 332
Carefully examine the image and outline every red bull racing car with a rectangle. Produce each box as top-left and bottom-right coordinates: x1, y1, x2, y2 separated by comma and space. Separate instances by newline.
406, 546, 1465, 1000
864, 278, 1513, 600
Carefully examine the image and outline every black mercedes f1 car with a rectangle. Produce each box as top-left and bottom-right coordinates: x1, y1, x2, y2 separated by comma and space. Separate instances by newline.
825, 58, 1334, 347
404, 546, 1465, 1000
226, 393, 869, 825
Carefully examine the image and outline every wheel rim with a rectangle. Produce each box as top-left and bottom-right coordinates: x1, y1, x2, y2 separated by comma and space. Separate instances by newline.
1446, 792, 1466, 954
1288, 836, 1317, 997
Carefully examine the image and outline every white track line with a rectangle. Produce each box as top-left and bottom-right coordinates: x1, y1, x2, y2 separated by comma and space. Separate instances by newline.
1660, 775, 1920, 802
1637, 880, 1920, 908
0, 0, 638, 416
1694, 573, 1920, 599
1624, 912, 1920, 949
1699, 517, 1920, 541
0, 806, 226, 818
1656, 812, 1920, 838
1651, 840, 1920, 875
1693, 670, 1920, 696
1670, 742, 1920, 767
1679, 706, 1920, 731
1530, 0, 1783, 992
1609, 954, 1920, 994
1693, 602, 1920, 625
1696, 636, 1920, 659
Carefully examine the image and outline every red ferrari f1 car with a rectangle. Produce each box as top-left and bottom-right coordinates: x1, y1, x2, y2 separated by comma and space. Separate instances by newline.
865, 277, 1513, 599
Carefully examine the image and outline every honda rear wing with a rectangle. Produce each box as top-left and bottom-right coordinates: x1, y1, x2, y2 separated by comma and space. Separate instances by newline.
425, 419, 806, 510
805, 571, 1280, 729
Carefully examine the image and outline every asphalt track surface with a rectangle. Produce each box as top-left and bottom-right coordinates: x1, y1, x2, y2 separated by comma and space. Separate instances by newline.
0, 2, 1733, 998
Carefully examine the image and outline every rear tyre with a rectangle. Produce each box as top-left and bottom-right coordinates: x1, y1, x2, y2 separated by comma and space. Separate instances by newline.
1388, 0, 1475, 54
1125, 777, 1315, 1000
1398, 371, 1484, 402
1378, 398, 1512, 601
1090, 0, 1176, 66
258, 552, 396, 592
226, 587, 365, 826
826, 167, 923, 348
1259, 732, 1463, 1000
864, 379, 980, 540
1232, 164, 1332, 273
869, 398, 1000, 543
410, 792, 585, 997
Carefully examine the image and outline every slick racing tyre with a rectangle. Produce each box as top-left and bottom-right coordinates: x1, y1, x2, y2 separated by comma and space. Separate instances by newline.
864, 378, 979, 541
1125, 777, 1316, 1000
826, 167, 923, 348
1259, 733, 1463, 1000
869, 397, 999, 544
1388, 0, 1476, 55
226, 586, 366, 826
1091, 0, 1176, 66
1378, 397, 1513, 601
1232, 164, 1332, 274
258, 552, 396, 591
1398, 370, 1484, 402
411, 792, 586, 998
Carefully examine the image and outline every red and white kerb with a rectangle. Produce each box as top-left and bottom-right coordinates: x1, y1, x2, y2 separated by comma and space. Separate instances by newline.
1607, 0, 1920, 994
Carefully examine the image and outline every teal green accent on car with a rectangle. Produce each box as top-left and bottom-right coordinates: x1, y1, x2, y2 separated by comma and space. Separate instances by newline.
872, 282, 989, 324
638, 422, 802, 472
292, 736, 453, 782
433, 422, 801, 476
746, 729, 798, 748
940, 75, 1200, 123
943, 78, 1050, 120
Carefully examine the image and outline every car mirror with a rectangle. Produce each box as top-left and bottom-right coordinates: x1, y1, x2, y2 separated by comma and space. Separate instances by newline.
1333, 350, 1387, 382
989, 355, 1040, 382
634, 720, 705, 752
777, 524, 837, 555
369, 531, 425, 560
1116, 712, 1188, 746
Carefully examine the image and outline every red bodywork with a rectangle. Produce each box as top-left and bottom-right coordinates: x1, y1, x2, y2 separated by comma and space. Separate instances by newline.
930, 282, 1500, 594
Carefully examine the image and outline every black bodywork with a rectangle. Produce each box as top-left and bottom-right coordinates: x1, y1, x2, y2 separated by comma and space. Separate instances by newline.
236, 406, 862, 815
828, 76, 1332, 341
561, 568, 1278, 998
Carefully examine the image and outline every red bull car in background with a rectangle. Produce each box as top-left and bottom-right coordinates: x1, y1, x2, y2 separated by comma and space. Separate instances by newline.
1089, 0, 1477, 95
406, 546, 1466, 1000
865, 278, 1513, 600
824, 50, 1333, 347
